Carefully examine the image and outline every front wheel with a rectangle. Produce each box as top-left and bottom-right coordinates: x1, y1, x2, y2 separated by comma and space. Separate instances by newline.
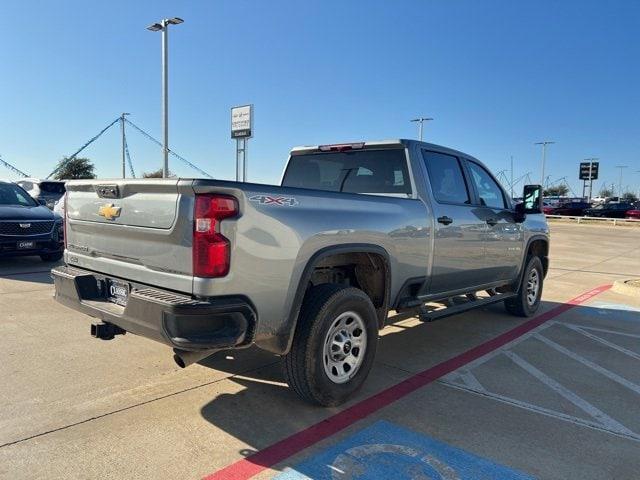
282, 284, 378, 406
505, 256, 544, 317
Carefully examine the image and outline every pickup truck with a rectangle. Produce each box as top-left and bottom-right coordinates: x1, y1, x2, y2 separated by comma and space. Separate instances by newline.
53, 140, 549, 406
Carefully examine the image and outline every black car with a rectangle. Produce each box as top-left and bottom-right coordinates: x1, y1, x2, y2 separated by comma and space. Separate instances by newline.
584, 202, 633, 218
0, 181, 64, 261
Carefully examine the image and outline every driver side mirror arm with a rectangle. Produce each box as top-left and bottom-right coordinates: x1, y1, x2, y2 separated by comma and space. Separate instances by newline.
514, 202, 526, 223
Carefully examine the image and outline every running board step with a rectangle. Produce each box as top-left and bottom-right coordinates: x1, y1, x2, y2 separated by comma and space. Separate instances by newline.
390, 292, 516, 324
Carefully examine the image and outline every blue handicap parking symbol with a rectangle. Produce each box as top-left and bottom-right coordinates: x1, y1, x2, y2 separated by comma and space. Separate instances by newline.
580, 302, 640, 322
275, 420, 533, 480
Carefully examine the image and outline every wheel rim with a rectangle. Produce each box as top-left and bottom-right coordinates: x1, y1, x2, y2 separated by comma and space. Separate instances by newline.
526, 269, 540, 306
323, 311, 367, 384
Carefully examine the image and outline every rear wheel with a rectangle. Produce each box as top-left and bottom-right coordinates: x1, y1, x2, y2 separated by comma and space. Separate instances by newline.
505, 256, 544, 317
40, 252, 63, 262
282, 284, 378, 406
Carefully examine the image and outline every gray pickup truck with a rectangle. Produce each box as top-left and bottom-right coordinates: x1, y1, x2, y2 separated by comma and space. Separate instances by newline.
53, 140, 549, 406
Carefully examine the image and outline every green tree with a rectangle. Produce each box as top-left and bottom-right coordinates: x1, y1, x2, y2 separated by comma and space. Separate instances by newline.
598, 187, 613, 198
622, 192, 638, 203
143, 168, 174, 178
53, 157, 96, 180
543, 185, 569, 197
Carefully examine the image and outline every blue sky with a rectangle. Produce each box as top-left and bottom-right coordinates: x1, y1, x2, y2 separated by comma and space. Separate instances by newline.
1, 0, 639, 195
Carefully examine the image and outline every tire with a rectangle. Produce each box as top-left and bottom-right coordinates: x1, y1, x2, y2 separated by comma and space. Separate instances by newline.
282, 283, 379, 406
505, 256, 544, 317
40, 252, 63, 262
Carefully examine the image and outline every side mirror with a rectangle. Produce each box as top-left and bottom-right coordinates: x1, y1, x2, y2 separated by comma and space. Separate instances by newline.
523, 184, 543, 214
38, 198, 47, 206
514, 184, 543, 222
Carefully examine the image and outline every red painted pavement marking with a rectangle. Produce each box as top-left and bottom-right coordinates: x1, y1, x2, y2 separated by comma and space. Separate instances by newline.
204, 285, 611, 480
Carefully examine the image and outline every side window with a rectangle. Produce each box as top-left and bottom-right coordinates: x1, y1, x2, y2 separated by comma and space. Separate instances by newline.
422, 150, 470, 204
467, 161, 507, 209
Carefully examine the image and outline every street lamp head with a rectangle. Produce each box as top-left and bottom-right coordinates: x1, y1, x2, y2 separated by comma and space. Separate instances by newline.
146, 22, 163, 31
167, 17, 184, 25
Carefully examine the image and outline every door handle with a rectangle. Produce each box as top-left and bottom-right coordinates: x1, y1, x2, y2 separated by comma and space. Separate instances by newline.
486, 218, 498, 226
437, 216, 453, 225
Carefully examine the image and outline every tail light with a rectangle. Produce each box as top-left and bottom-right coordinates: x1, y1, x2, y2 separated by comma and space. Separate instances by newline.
193, 194, 238, 277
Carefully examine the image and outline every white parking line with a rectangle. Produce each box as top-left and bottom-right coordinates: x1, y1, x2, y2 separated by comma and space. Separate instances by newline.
505, 351, 635, 436
439, 381, 640, 443
534, 334, 640, 395
456, 370, 486, 392
557, 323, 640, 340
450, 322, 555, 373
561, 324, 640, 361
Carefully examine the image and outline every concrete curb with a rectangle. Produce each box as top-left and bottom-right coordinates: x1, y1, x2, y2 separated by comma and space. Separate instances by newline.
612, 279, 640, 298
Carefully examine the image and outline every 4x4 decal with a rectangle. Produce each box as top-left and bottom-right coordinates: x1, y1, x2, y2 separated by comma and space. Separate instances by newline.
249, 194, 298, 206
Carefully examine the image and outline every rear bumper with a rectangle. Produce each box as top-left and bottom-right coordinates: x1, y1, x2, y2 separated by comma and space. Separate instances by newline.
52, 266, 256, 351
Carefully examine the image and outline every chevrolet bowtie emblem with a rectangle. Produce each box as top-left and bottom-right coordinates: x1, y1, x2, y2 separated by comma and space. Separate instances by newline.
98, 203, 122, 220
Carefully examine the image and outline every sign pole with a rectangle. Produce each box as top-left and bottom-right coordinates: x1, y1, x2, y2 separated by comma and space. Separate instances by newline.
243, 138, 248, 182
588, 159, 594, 203
579, 159, 599, 203
231, 104, 253, 183
235, 139, 240, 181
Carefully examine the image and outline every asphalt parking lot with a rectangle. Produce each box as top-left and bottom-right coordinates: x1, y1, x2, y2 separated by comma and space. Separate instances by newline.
1, 223, 639, 480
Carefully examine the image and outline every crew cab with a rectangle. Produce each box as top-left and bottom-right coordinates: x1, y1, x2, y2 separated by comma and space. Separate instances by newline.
0, 180, 64, 261
53, 140, 549, 406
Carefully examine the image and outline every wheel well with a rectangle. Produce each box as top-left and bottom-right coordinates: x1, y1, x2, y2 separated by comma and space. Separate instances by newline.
527, 239, 549, 275
308, 252, 389, 328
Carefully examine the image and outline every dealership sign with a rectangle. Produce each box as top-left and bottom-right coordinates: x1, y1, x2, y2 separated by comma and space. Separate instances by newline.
231, 104, 253, 139
579, 161, 599, 180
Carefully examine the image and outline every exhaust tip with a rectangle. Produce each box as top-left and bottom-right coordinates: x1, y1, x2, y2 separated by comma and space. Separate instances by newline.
173, 354, 187, 369
173, 348, 217, 369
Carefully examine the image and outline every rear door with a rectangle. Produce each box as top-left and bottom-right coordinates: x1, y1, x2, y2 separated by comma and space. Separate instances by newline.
420, 150, 487, 295
65, 179, 195, 294
464, 159, 523, 282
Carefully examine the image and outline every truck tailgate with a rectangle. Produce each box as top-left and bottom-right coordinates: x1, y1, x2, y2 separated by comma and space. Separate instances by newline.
64, 179, 195, 294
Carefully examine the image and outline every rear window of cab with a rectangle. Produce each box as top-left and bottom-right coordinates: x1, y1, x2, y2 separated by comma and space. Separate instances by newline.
282, 149, 412, 196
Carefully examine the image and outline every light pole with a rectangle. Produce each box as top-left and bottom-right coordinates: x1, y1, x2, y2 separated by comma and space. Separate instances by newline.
120, 113, 130, 178
410, 117, 433, 141
534, 141, 555, 186
510, 155, 514, 199
615, 165, 628, 196
147, 17, 184, 178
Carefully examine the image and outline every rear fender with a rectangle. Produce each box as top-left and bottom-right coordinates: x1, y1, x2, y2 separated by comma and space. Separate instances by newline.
258, 244, 391, 355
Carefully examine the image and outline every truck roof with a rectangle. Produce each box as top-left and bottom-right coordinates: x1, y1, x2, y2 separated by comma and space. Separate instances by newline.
290, 139, 481, 163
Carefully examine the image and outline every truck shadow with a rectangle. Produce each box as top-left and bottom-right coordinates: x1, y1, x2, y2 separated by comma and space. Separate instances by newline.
196, 297, 640, 474
0, 257, 60, 285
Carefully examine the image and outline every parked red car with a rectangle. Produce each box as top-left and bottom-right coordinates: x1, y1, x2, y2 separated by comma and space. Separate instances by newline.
626, 203, 640, 219
543, 201, 591, 216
